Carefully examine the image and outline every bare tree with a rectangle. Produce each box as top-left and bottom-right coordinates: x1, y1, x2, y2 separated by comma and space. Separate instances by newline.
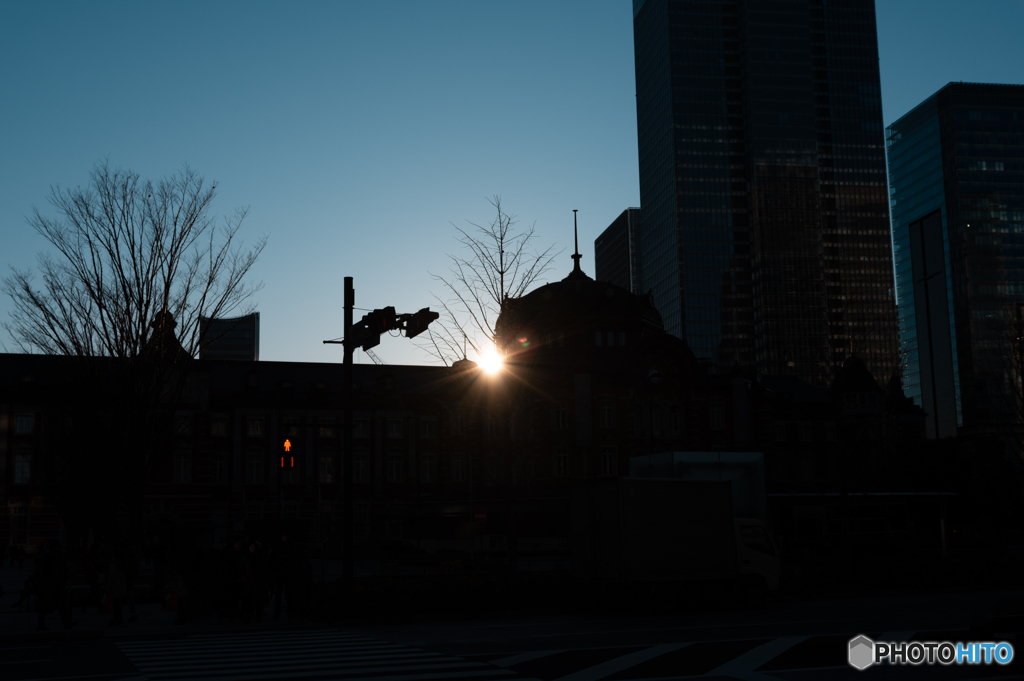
421, 196, 561, 365
2, 161, 266, 545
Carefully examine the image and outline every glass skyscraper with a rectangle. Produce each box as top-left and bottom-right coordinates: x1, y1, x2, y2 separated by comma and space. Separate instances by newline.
887, 83, 1024, 435
633, 0, 898, 388
595, 208, 642, 293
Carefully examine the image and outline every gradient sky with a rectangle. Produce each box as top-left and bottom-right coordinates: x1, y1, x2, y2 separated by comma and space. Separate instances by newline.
2, 1, 1022, 367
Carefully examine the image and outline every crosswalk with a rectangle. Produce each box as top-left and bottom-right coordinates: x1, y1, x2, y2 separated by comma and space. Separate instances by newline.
116, 630, 534, 681
115, 629, 1020, 681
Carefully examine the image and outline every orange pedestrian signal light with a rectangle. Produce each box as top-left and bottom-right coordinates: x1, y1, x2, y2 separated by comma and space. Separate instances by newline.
283, 438, 292, 452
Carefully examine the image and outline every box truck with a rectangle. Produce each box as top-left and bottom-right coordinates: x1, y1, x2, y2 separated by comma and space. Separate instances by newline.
571, 478, 779, 607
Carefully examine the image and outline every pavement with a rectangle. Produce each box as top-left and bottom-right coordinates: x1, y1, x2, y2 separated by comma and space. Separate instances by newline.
0, 557, 322, 644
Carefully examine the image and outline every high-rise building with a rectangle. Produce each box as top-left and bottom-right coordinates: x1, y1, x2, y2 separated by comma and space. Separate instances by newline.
632, 0, 898, 387
595, 207, 641, 293
887, 83, 1024, 436
200, 312, 260, 361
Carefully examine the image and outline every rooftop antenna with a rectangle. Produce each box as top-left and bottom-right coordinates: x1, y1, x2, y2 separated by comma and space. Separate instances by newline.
571, 209, 583, 274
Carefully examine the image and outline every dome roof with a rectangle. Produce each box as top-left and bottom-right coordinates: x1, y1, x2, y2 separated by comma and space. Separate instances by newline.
494, 253, 666, 357
493, 214, 694, 373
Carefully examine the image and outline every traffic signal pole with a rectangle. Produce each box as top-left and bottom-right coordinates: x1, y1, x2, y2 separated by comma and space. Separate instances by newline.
323, 278, 438, 591
342, 276, 354, 588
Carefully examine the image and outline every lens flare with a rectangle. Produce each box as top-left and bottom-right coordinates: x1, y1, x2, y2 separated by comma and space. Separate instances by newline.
480, 349, 503, 375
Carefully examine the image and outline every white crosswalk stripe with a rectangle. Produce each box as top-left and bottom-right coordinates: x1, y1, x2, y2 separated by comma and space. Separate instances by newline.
116, 630, 528, 681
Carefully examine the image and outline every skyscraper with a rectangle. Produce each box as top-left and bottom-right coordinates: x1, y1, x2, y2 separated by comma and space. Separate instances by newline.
595, 207, 642, 293
632, 0, 898, 387
887, 83, 1024, 436
200, 312, 260, 361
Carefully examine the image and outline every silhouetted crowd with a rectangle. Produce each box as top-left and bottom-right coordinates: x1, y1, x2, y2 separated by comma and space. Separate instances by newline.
4, 533, 315, 629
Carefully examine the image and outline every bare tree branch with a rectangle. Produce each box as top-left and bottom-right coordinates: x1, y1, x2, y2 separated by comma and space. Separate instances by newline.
420, 196, 562, 365
2, 161, 267, 544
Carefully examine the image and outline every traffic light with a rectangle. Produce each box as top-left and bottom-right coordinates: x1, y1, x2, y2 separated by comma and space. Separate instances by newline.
360, 307, 397, 351
404, 307, 440, 339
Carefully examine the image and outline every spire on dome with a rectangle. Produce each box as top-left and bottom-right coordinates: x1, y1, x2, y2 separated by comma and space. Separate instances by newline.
563, 209, 592, 282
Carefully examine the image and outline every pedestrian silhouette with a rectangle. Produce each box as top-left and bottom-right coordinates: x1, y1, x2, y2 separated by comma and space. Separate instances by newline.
34, 542, 74, 631
285, 544, 313, 623
106, 553, 127, 625
120, 540, 139, 622
83, 544, 104, 613
272, 534, 291, 620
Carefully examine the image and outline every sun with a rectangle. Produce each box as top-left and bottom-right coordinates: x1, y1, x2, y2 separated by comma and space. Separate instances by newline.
479, 348, 503, 375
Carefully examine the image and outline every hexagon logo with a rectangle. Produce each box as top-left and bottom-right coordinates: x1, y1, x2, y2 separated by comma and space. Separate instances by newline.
848, 635, 875, 670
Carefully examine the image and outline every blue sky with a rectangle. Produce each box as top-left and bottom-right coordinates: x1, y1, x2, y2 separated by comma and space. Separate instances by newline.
1, 1, 1022, 366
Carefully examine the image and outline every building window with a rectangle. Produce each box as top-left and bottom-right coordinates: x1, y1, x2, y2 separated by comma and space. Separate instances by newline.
246, 453, 263, 484
710, 404, 724, 431
387, 452, 404, 483
594, 331, 602, 347
247, 417, 263, 437
553, 449, 568, 477
420, 454, 435, 483
15, 415, 34, 434
451, 455, 466, 482
210, 416, 227, 437
558, 332, 564, 347
354, 452, 369, 484
619, 332, 626, 346
13, 453, 31, 484
627, 411, 637, 437
283, 417, 300, 438
173, 452, 192, 484
775, 422, 787, 442
419, 418, 437, 439
670, 408, 682, 436
175, 414, 193, 436
607, 331, 615, 347
800, 423, 813, 442
246, 372, 259, 388
318, 418, 335, 438
10, 506, 28, 545
354, 418, 371, 439
386, 418, 403, 439
552, 407, 568, 430
318, 454, 334, 484
600, 401, 616, 429
825, 423, 837, 441
601, 445, 617, 476
214, 455, 227, 484
801, 453, 815, 481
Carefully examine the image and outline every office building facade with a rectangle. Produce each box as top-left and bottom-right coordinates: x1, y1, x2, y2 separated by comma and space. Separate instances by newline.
632, 0, 898, 387
887, 83, 1024, 435
595, 207, 642, 293
200, 312, 260, 361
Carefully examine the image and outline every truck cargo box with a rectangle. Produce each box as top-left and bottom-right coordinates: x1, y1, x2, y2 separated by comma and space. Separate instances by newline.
572, 478, 737, 583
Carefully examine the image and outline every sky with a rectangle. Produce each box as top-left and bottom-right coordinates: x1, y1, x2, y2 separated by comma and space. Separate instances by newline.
1, 1, 1022, 367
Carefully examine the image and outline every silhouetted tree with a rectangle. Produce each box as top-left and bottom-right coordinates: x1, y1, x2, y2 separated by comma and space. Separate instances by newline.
2, 161, 266, 545
420, 196, 560, 365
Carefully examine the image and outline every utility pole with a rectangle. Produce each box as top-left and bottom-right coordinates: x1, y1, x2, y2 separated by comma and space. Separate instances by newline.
323, 278, 440, 591
342, 277, 354, 586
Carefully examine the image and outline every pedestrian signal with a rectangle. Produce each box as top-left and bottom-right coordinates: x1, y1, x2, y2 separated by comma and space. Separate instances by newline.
281, 438, 294, 468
